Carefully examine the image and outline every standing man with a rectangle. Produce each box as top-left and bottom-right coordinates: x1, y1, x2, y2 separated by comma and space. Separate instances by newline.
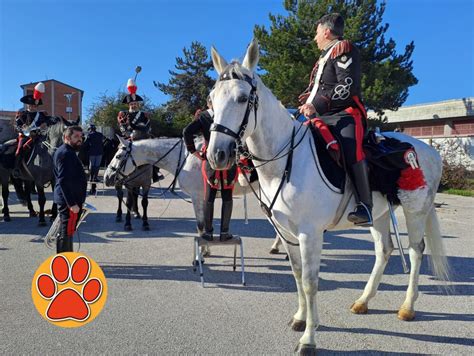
298, 13, 372, 226
183, 96, 237, 241
84, 124, 104, 194
53, 126, 87, 253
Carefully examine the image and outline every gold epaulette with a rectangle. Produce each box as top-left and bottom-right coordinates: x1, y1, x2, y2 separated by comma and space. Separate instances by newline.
330, 40, 353, 59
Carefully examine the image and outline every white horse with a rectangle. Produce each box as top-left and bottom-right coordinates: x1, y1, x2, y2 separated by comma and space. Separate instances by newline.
206, 40, 450, 353
103, 136, 258, 254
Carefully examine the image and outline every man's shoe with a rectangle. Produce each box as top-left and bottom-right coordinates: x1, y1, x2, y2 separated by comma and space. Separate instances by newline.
200, 231, 213, 242
220, 231, 233, 241
347, 203, 373, 226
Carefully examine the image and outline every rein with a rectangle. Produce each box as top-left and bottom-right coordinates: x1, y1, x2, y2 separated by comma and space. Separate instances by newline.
211, 68, 302, 246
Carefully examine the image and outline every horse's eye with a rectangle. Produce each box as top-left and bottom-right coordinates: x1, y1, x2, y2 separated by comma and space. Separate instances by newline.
237, 95, 248, 103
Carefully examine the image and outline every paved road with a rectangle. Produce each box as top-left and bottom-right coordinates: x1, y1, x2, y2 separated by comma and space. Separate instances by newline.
1, 177, 472, 354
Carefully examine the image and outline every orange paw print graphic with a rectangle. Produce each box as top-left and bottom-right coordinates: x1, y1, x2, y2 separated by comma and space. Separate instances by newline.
32, 252, 107, 328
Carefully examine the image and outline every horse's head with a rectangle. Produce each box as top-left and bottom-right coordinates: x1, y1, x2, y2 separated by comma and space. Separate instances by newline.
207, 39, 260, 170
104, 136, 137, 186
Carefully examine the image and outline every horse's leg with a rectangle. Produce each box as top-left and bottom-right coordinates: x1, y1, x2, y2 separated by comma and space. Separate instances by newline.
24, 182, 36, 217
1, 180, 10, 221
398, 210, 427, 321
116, 185, 123, 222
37, 185, 47, 226
50, 179, 57, 221
351, 210, 393, 314
141, 186, 149, 231
283, 240, 307, 332
124, 188, 133, 231
11, 177, 26, 205
133, 187, 140, 219
296, 228, 323, 353
270, 234, 281, 254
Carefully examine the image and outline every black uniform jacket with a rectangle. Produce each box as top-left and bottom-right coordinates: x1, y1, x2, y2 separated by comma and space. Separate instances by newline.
182, 109, 213, 154
118, 110, 150, 136
53, 143, 87, 207
84, 131, 104, 156
309, 40, 363, 116
15, 110, 56, 131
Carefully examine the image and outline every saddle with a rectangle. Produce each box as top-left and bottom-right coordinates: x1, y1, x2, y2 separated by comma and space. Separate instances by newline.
310, 127, 421, 204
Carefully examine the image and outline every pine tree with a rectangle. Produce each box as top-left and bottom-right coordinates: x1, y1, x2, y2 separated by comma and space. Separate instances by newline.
156, 41, 214, 117
254, 0, 418, 116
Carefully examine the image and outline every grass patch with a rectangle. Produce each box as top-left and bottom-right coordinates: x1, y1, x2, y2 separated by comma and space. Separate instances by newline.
442, 189, 474, 197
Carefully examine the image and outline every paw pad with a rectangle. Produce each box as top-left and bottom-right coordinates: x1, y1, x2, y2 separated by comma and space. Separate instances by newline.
34, 253, 106, 324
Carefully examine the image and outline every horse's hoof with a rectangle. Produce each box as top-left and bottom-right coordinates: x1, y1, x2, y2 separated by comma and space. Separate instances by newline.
350, 302, 368, 314
124, 225, 132, 231
29, 211, 37, 218
38, 221, 47, 227
295, 343, 317, 355
269, 248, 279, 254
397, 308, 415, 321
44, 209, 52, 215
115, 216, 122, 222
4, 215, 11, 222
133, 213, 141, 219
142, 224, 150, 231
202, 250, 211, 257
288, 317, 306, 332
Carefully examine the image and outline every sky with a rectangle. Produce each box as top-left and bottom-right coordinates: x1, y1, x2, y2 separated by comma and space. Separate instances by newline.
1, 0, 473, 118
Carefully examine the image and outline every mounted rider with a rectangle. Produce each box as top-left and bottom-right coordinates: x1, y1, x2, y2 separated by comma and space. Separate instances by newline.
298, 13, 372, 226
13, 82, 57, 178
117, 78, 162, 182
183, 95, 237, 241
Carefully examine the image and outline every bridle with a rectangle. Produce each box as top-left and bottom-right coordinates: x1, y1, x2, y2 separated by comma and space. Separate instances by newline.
209, 70, 258, 149
109, 141, 139, 186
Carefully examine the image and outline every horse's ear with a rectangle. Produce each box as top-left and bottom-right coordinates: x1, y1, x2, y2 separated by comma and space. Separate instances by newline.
116, 135, 128, 146
211, 46, 228, 75
242, 39, 259, 73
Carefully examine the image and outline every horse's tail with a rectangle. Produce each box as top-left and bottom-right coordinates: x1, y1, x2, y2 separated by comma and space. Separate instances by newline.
424, 205, 451, 286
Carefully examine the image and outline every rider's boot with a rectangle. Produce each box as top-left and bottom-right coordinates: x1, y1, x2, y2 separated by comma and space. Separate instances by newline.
219, 200, 234, 241
200, 202, 214, 241
347, 160, 373, 227
12, 150, 24, 179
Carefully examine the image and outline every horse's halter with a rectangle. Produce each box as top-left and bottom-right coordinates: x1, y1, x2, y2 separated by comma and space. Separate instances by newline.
209, 69, 258, 147
109, 141, 138, 185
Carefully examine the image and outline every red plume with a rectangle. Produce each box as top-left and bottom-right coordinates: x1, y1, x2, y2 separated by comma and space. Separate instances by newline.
33, 90, 43, 100
128, 85, 137, 94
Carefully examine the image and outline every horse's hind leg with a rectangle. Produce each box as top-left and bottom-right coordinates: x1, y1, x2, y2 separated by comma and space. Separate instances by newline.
37, 185, 47, 226
132, 187, 140, 219
1, 181, 11, 221
141, 187, 150, 231
24, 182, 36, 217
397, 209, 427, 321
351, 210, 393, 314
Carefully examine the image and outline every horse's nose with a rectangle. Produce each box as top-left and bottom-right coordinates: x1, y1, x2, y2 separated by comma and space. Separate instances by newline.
216, 149, 227, 166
